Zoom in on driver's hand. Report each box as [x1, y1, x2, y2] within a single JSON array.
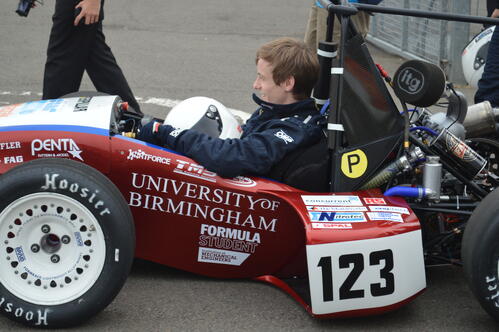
[[138, 121, 174, 146], [74, 0, 101, 26]]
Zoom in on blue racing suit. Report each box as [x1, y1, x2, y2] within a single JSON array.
[[139, 94, 325, 178], [475, 0, 499, 107]]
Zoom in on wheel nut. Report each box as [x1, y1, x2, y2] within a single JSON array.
[[41, 225, 50, 233], [31, 244, 40, 253], [61, 235, 71, 244], [51, 255, 60, 263]]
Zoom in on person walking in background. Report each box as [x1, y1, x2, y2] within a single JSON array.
[[304, 0, 382, 49], [43, 0, 142, 114], [475, 0, 499, 107]]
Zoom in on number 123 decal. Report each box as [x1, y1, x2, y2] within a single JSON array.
[[306, 231, 426, 315], [318, 249, 394, 302]]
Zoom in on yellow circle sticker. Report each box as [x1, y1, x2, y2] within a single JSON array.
[[341, 149, 368, 178]]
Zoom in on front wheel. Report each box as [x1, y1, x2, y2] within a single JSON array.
[[0, 159, 135, 328], [462, 188, 499, 321]]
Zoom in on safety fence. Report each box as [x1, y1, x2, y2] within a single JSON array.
[[368, 0, 487, 83]]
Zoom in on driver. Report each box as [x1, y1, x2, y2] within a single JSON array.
[[138, 37, 325, 179]]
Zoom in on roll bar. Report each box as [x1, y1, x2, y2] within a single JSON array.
[[318, 0, 499, 25]]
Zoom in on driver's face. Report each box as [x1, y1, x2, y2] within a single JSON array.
[[253, 59, 288, 104]]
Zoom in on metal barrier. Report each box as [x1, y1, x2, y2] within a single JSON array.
[[368, 0, 486, 84]]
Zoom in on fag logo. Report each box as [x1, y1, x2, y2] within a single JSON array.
[[31, 138, 83, 161], [341, 149, 368, 178]]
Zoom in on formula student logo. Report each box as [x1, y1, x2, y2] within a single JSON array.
[[31, 138, 83, 161]]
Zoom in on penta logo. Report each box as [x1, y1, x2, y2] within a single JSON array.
[[31, 138, 83, 161], [397, 67, 424, 95]]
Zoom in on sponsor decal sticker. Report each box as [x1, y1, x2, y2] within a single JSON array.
[[0, 141, 21, 150], [73, 97, 91, 112], [127, 149, 171, 165], [307, 205, 367, 212], [364, 197, 386, 205], [367, 212, 404, 223], [309, 212, 366, 223], [222, 176, 257, 188], [369, 206, 409, 215], [129, 172, 280, 233], [31, 138, 83, 161], [302, 195, 362, 206], [173, 160, 217, 182], [311, 222, 352, 229], [199, 224, 259, 254], [2, 155, 23, 164], [197, 247, 250, 266], [0, 104, 19, 118]]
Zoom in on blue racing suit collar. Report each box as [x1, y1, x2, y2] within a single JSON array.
[[252, 93, 318, 116]]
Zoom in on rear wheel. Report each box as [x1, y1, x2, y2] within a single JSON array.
[[462, 188, 499, 321], [0, 159, 135, 328]]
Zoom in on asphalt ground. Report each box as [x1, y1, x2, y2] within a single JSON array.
[[0, 0, 497, 331]]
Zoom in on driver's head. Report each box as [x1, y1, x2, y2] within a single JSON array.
[[253, 37, 319, 104]]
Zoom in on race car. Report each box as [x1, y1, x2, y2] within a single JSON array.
[[1, 1, 499, 328], [0, 92, 426, 327]]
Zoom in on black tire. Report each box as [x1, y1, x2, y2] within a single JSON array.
[[462, 188, 499, 321], [60, 91, 110, 98], [0, 159, 135, 328]]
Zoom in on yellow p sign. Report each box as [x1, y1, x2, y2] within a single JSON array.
[[341, 149, 368, 178]]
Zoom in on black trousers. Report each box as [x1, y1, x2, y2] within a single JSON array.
[[42, 0, 142, 114]]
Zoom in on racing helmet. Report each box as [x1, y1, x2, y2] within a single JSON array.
[[462, 26, 495, 88], [165, 96, 242, 139]]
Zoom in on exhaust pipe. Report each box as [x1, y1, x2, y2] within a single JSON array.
[[464, 101, 499, 137]]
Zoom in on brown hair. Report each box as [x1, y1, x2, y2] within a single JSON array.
[[256, 37, 319, 99]]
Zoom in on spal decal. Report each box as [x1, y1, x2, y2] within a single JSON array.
[[341, 149, 368, 179], [0, 297, 48, 326], [41, 173, 110, 216]]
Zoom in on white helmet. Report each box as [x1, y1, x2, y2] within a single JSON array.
[[165, 96, 242, 139], [462, 26, 495, 88]]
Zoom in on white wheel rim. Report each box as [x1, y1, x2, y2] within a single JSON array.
[[0, 193, 106, 305]]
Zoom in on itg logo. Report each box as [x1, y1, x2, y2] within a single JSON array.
[[397, 67, 424, 95]]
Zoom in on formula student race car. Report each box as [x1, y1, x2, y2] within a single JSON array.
[[2, 1, 499, 328]]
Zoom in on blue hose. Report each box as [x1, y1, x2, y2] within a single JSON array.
[[384, 186, 426, 198]]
